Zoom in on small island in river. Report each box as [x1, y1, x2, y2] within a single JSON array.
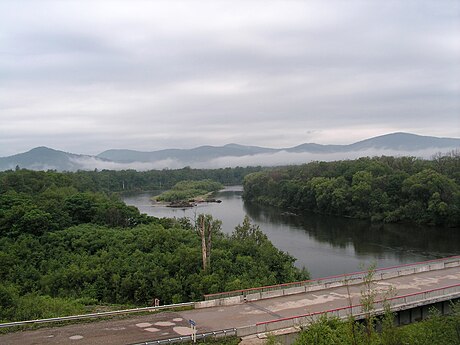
[[152, 179, 223, 208]]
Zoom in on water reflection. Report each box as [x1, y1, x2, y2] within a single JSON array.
[[122, 187, 460, 278], [245, 201, 460, 257]]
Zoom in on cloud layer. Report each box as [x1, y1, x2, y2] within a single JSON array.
[[1, 0, 459, 156]]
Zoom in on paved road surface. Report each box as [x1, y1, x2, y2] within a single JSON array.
[[1, 266, 459, 345]]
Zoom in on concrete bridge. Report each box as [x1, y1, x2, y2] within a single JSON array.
[[1, 256, 460, 345]]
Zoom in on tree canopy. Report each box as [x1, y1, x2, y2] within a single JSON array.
[[0, 169, 308, 323], [243, 155, 460, 227]]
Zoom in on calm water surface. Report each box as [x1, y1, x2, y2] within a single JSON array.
[[122, 187, 460, 278]]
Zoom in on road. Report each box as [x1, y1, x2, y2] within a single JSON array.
[[1, 266, 459, 345]]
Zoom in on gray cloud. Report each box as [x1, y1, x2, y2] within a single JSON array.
[[0, 0, 459, 157]]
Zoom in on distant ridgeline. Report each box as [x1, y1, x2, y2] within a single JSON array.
[[243, 154, 460, 227], [1, 133, 460, 172]]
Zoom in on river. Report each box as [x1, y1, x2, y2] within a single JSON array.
[[122, 186, 460, 278]]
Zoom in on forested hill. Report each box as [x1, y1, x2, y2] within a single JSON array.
[[243, 154, 460, 227]]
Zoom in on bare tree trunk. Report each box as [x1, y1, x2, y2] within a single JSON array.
[[206, 222, 212, 270], [198, 216, 207, 270], [196, 214, 221, 272]]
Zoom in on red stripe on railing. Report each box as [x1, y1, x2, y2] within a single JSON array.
[[255, 282, 460, 326], [205, 255, 460, 298]]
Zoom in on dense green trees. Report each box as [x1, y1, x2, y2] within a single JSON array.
[[0, 169, 307, 323], [243, 155, 460, 227], [0, 219, 307, 322], [0, 186, 151, 237], [0, 166, 259, 194]]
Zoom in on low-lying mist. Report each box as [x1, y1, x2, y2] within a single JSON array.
[[71, 147, 457, 171]]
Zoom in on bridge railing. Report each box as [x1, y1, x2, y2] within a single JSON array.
[[203, 255, 460, 302], [134, 283, 460, 344], [236, 283, 460, 336]]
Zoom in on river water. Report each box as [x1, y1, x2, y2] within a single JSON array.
[[122, 186, 460, 278]]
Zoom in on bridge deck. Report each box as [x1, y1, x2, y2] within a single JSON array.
[[1, 266, 459, 345]]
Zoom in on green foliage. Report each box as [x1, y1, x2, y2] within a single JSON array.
[[232, 216, 268, 245], [243, 155, 460, 227], [0, 175, 154, 237], [293, 303, 460, 345], [156, 180, 224, 202], [294, 316, 355, 345], [399, 306, 460, 345], [360, 263, 377, 344], [0, 166, 260, 194], [0, 283, 87, 322], [0, 168, 307, 323], [0, 220, 307, 322]]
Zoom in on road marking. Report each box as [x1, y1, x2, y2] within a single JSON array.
[[155, 321, 176, 326], [145, 327, 160, 332], [104, 327, 126, 331], [173, 326, 195, 335]]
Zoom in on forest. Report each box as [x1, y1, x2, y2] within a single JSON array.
[[243, 154, 460, 227], [0, 168, 307, 323]]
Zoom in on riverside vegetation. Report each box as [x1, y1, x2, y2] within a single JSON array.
[[290, 305, 460, 345], [155, 179, 224, 203], [0, 168, 307, 323], [243, 154, 460, 227]]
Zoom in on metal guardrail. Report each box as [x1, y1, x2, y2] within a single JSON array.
[[0, 302, 194, 329], [131, 328, 238, 345], [204, 255, 460, 300]]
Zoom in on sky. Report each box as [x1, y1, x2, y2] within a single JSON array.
[[1, 0, 459, 157]]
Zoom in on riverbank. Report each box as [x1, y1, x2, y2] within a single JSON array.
[[122, 188, 460, 278]]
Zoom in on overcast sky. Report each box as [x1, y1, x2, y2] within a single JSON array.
[[1, 0, 459, 157]]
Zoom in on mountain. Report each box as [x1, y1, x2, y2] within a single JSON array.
[[0, 147, 108, 172], [1, 133, 459, 171], [347, 132, 460, 151], [99, 132, 460, 164], [285, 133, 460, 153], [97, 143, 276, 163]]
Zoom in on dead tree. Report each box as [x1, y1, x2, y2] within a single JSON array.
[[196, 214, 221, 271]]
